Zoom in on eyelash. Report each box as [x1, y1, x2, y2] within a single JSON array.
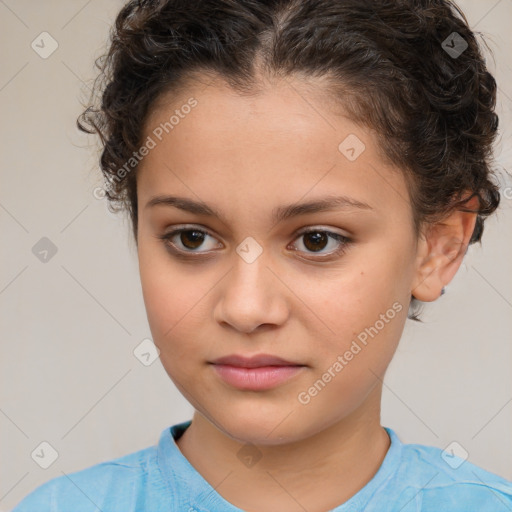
[[157, 225, 352, 261]]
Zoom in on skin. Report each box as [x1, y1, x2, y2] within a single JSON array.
[[135, 74, 477, 512]]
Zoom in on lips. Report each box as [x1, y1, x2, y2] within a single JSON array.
[[209, 353, 306, 390], [210, 354, 303, 368]]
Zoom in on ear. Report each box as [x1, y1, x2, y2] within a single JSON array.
[[411, 195, 479, 302]]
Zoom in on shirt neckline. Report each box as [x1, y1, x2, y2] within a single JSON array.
[[157, 420, 403, 511]]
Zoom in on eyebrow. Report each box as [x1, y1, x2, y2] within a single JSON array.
[[145, 194, 373, 225]]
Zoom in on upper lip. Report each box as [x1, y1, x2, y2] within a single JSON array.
[[210, 354, 303, 368]]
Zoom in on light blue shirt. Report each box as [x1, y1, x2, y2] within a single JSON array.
[[11, 420, 512, 511]]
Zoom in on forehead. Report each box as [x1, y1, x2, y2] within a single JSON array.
[[137, 76, 412, 224]]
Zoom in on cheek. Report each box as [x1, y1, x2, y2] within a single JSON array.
[[140, 267, 204, 389], [305, 245, 411, 363], [138, 242, 201, 349], [298, 280, 407, 416], [142, 272, 201, 343]]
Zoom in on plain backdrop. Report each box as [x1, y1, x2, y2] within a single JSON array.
[[1, 0, 511, 510]]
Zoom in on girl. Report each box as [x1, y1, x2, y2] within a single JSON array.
[[12, 0, 512, 510]]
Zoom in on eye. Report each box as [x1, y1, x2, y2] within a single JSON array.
[[157, 225, 351, 260], [289, 228, 351, 259], [158, 225, 221, 254]]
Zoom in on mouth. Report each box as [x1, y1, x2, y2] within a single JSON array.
[[209, 353, 306, 390], [210, 353, 303, 367]]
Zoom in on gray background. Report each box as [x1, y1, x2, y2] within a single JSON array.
[[1, 0, 511, 510]]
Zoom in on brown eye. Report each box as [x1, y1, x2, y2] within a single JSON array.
[[178, 230, 206, 250], [290, 229, 351, 259], [158, 225, 351, 260], [302, 231, 329, 252], [159, 227, 221, 254]]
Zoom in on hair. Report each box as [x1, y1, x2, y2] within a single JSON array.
[[77, 0, 501, 321]]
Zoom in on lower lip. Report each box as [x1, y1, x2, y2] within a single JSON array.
[[211, 364, 304, 390]]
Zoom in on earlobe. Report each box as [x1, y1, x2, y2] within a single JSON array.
[[411, 196, 479, 302]]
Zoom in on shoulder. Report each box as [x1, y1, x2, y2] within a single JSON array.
[[11, 443, 164, 512], [395, 439, 512, 511]]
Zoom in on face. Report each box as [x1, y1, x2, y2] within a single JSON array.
[[136, 75, 418, 445]]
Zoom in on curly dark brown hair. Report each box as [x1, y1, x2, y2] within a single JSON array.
[[77, 0, 501, 321]]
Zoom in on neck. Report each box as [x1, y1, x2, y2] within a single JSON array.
[[176, 383, 391, 511]]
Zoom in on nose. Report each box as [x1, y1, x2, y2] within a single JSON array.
[[213, 252, 290, 334]]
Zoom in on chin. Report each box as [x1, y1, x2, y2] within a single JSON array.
[[207, 408, 310, 446]]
